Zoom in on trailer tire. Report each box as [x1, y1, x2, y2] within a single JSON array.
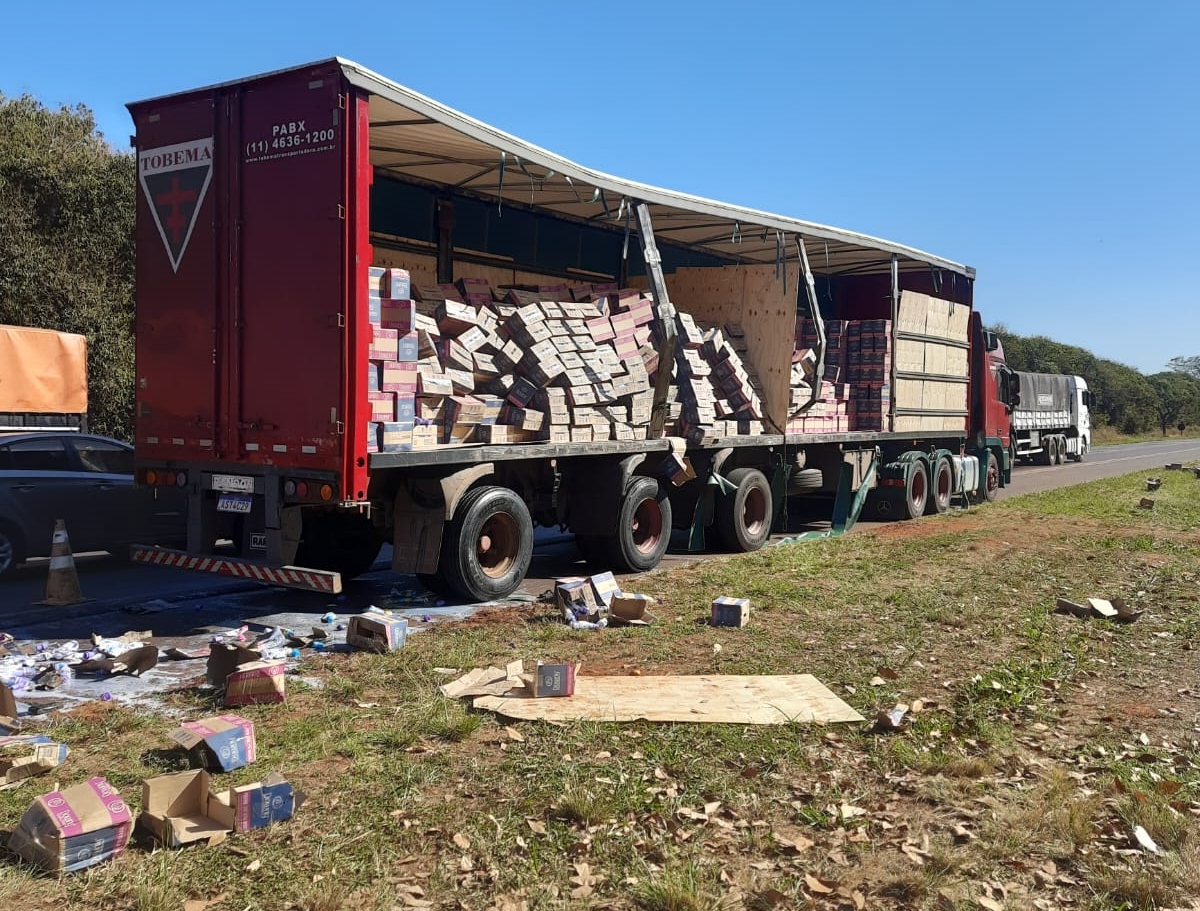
[[441, 485, 533, 602], [296, 512, 382, 581], [901, 461, 929, 520], [925, 457, 953, 515], [607, 476, 672, 573], [1071, 437, 1087, 462], [984, 451, 1000, 503], [787, 467, 824, 495], [714, 468, 773, 553]]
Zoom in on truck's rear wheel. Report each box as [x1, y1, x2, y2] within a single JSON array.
[[607, 476, 672, 573], [715, 468, 773, 553], [984, 452, 1000, 502], [441, 486, 533, 602], [901, 461, 929, 520], [296, 512, 382, 581], [925, 457, 953, 515]]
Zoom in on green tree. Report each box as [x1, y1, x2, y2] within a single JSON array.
[[1168, 356, 1200, 380], [0, 94, 135, 440], [1148, 371, 1200, 435]]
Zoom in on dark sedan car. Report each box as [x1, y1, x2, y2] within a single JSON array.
[[0, 432, 186, 576]]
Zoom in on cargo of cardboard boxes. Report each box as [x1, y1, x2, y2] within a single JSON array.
[[364, 267, 971, 450], [790, 317, 893, 433], [363, 267, 771, 452]]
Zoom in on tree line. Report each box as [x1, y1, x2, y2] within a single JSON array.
[[989, 325, 1200, 436], [1, 94, 1197, 441], [0, 94, 135, 439]]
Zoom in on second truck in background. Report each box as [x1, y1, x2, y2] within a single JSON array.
[[1011, 371, 1092, 464]]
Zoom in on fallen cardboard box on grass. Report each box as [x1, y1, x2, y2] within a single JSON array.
[[443, 663, 863, 724], [170, 715, 256, 772], [8, 776, 132, 874], [345, 610, 408, 653], [0, 735, 69, 790], [141, 769, 301, 847]]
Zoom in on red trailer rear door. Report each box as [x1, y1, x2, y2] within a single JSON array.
[[133, 63, 349, 475]]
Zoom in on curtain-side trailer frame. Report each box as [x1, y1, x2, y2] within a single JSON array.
[[126, 58, 1014, 600]]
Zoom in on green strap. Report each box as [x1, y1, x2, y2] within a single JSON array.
[[775, 454, 877, 544], [687, 471, 737, 552]]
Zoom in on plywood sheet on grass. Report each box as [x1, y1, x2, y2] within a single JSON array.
[[472, 673, 864, 724]]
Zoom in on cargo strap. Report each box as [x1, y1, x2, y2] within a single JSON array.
[[774, 453, 877, 544], [687, 470, 736, 552]]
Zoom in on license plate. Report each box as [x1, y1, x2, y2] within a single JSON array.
[[212, 473, 254, 493], [217, 494, 253, 514]]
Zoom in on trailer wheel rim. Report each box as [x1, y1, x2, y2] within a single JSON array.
[[743, 486, 768, 536], [987, 461, 1000, 495], [631, 497, 664, 554], [477, 512, 519, 579], [909, 470, 927, 511], [936, 462, 952, 503]]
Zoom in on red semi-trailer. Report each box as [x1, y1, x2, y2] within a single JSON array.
[[127, 58, 1016, 600]]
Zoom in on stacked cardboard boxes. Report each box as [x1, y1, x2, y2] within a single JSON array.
[[790, 317, 892, 433], [669, 315, 769, 442], [366, 266, 420, 451], [788, 319, 852, 433], [847, 319, 893, 431], [366, 272, 664, 447]]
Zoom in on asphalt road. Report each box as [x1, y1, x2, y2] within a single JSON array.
[[3, 439, 1197, 621]]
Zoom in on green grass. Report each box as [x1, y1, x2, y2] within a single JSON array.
[[1000, 462, 1200, 529]]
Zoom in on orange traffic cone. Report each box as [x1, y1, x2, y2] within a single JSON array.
[[39, 519, 85, 607]]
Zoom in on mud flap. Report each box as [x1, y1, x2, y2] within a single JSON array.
[[392, 487, 444, 574], [687, 471, 736, 552]]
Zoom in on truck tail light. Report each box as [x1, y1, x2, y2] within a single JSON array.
[[144, 469, 158, 486], [319, 484, 334, 501], [176, 471, 189, 488]]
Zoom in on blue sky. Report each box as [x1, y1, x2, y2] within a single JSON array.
[[3, 1, 1196, 374]]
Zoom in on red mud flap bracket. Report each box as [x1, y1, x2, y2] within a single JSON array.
[[131, 545, 343, 594]]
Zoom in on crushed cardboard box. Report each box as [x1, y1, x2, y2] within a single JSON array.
[[8, 776, 133, 874], [0, 735, 69, 790], [345, 609, 409, 653], [608, 593, 655, 626], [224, 660, 286, 707], [170, 715, 256, 772]]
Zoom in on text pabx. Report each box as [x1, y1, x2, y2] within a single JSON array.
[[273, 120, 306, 137]]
